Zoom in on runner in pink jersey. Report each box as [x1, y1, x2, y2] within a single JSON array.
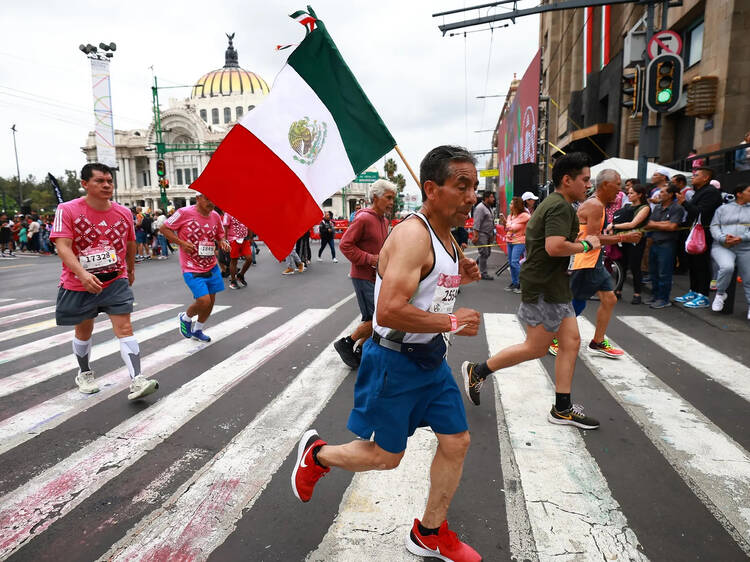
[[222, 211, 252, 290], [49, 163, 158, 401], [159, 193, 229, 342]]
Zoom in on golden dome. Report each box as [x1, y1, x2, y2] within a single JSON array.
[[191, 33, 269, 98], [191, 67, 269, 98]]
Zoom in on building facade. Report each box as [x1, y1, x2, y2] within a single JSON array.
[[538, 0, 750, 172]]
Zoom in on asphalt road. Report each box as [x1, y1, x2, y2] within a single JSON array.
[[0, 244, 748, 561]]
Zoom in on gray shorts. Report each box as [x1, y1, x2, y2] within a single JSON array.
[[351, 278, 375, 321], [517, 294, 575, 333], [56, 278, 134, 326]]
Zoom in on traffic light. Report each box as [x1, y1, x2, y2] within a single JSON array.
[[159, 178, 169, 189], [645, 53, 683, 113], [156, 159, 166, 178], [622, 71, 636, 113]]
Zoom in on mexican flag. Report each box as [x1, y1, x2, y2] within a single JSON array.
[[191, 6, 396, 260]]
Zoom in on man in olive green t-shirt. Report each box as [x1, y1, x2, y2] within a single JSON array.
[[461, 152, 602, 430]]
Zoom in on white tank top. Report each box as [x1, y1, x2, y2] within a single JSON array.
[[373, 212, 461, 344]]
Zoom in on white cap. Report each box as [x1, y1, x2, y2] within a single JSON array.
[[654, 167, 671, 179], [521, 191, 539, 201]]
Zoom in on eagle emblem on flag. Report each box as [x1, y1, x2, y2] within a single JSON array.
[[288, 117, 327, 165]]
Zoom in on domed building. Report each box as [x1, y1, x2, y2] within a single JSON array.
[[83, 34, 270, 210]]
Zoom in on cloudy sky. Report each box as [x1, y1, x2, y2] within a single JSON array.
[[0, 1, 539, 195]]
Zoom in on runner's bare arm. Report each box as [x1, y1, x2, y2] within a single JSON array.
[[545, 235, 600, 257], [55, 237, 103, 294], [159, 224, 195, 253], [376, 220, 479, 334], [126, 240, 135, 285]]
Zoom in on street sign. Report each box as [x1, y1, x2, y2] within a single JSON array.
[[355, 171, 379, 182], [647, 30, 682, 60], [480, 169, 499, 177]]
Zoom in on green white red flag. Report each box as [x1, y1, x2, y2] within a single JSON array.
[[191, 6, 396, 260]]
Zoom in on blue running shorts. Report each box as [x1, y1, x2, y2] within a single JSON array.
[[347, 338, 468, 454], [182, 264, 224, 299]]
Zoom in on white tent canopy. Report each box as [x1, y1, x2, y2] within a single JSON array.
[[590, 158, 686, 184]]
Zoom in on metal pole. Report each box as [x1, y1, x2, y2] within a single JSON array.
[[10, 125, 22, 208], [637, 2, 655, 184]]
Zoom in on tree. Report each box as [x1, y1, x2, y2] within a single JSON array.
[[384, 157, 397, 180]]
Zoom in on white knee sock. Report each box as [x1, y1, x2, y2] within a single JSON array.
[[72, 337, 92, 372], [119, 335, 141, 380]]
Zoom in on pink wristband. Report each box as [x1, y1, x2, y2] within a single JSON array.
[[448, 314, 458, 332]]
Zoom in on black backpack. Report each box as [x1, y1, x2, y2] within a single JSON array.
[[140, 215, 153, 234]]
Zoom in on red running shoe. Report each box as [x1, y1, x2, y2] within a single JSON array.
[[291, 429, 329, 502], [588, 338, 624, 359], [405, 519, 482, 561]]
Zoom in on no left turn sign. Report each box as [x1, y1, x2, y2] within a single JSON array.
[[647, 30, 683, 60]]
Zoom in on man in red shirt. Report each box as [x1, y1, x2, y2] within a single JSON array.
[[334, 179, 397, 368]]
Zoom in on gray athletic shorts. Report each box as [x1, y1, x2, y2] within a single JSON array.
[[56, 278, 134, 326], [517, 294, 575, 333]]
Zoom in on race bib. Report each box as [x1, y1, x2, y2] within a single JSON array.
[[79, 246, 117, 271], [430, 273, 462, 314], [197, 241, 215, 256]]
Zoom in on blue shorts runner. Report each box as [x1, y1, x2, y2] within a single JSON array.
[[351, 278, 375, 321], [182, 264, 224, 299], [347, 338, 468, 454], [56, 278, 134, 326]]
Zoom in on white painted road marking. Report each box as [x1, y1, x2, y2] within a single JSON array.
[[485, 313, 646, 562], [619, 315, 750, 404], [0, 303, 179, 365], [308, 429, 435, 562], [0, 305, 55, 326], [0, 308, 332, 559], [578, 317, 750, 556], [103, 317, 360, 561], [0, 306, 270, 455], [0, 305, 189, 398], [0, 299, 49, 315]]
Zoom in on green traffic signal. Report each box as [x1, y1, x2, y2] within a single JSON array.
[[156, 159, 166, 177], [657, 89, 672, 103]]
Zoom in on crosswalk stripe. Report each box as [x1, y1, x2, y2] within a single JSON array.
[[0, 303, 179, 365], [0, 299, 14, 303], [0, 299, 49, 315], [0, 305, 56, 326], [308, 428, 435, 561], [485, 313, 646, 561], [0, 314, 65, 343], [0, 305, 260, 454], [577, 317, 750, 556], [104, 317, 360, 561], [618, 316, 750, 404], [0, 305, 214, 400], [0, 307, 333, 558]]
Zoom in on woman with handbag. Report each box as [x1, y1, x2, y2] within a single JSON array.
[[609, 184, 651, 304]]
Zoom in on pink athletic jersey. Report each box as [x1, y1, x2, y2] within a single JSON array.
[[222, 212, 248, 242], [50, 197, 135, 291], [164, 205, 225, 273]]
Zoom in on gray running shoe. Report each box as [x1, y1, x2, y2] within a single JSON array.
[[128, 375, 159, 400], [75, 370, 99, 394]]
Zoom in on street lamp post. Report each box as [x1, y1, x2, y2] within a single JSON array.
[[10, 125, 22, 210]]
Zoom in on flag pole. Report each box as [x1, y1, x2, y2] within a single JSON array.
[[393, 145, 467, 261]]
